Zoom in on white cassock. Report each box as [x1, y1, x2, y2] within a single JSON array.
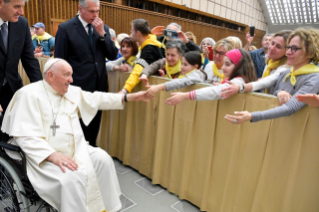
[[2, 80, 123, 212]]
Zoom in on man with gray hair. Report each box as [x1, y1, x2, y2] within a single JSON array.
[[152, 22, 200, 55], [0, 0, 42, 114], [246, 32, 272, 78], [55, 0, 118, 147], [2, 58, 148, 212]]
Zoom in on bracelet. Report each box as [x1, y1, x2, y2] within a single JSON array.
[[121, 88, 128, 94], [124, 93, 128, 102], [239, 84, 245, 93]]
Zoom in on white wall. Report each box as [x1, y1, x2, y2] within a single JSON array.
[[164, 0, 267, 31]]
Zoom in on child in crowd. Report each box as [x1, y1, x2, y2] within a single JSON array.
[[145, 51, 207, 99], [165, 48, 256, 105]]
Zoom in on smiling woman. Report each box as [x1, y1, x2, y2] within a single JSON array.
[[139, 39, 186, 86], [202, 38, 236, 84], [106, 36, 139, 72], [224, 27, 319, 124]]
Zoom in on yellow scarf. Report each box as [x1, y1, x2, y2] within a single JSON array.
[[283, 64, 319, 86], [124, 56, 137, 66], [161, 36, 166, 50], [262, 59, 281, 78], [263, 59, 281, 93], [201, 53, 205, 64], [165, 59, 181, 79], [35, 32, 53, 44], [178, 69, 197, 79], [31, 34, 37, 40], [212, 62, 225, 82], [140, 34, 162, 50]]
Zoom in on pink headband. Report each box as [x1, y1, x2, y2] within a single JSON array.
[[225, 49, 242, 65]]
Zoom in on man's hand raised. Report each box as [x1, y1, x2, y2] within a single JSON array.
[[92, 17, 105, 37]]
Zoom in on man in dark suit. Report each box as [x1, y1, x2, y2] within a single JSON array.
[[54, 0, 118, 147], [0, 0, 42, 113]]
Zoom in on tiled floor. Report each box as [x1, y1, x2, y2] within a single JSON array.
[[26, 158, 203, 212], [114, 159, 202, 212]]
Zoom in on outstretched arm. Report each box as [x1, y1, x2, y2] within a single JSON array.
[[165, 92, 189, 105], [296, 94, 319, 107]]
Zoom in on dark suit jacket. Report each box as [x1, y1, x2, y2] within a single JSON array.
[[54, 16, 118, 92], [0, 16, 42, 93]]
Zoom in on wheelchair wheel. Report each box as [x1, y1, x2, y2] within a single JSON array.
[[0, 157, 30, 212]]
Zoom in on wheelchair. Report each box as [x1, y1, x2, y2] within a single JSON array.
[[0, 114, 57, 212]]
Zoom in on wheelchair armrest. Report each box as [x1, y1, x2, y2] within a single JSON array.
[[0, 141, 21, 152]]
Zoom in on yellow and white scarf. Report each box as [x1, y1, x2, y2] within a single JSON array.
[[165, 59, 181, 78], [263, 59, 281, 93], [124, 56, 137, 67], [283, 64, 319, 86], [212, 62, 225, 82], [34, 32, 53, 44], [178, 69, 197, 79]]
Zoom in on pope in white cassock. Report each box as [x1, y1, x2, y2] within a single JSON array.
[[1, 58, 149, 212]]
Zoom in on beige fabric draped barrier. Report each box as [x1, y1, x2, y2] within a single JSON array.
[[19, 63, 319, 212], [98, 72, 319, 212], [18, 58, 47, 83]]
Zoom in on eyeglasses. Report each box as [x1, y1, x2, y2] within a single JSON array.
[[285, 45, 302, 53], [213, 50, 226, 56]]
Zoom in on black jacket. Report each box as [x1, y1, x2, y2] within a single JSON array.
[[0, 16, 42, 93], [54, 16, 118, 92]]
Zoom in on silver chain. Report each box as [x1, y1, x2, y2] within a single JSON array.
[[42, 81, 63, 127]]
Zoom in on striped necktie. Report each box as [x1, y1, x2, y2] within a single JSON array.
[[1, 23, 8, 52], [87, 24, 93, 46]]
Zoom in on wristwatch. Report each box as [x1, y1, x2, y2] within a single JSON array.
[[99, 32, 106, 41], [239, 84, 245, 93]]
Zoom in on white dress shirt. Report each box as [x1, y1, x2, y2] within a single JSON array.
[[78, 14, 92, 35]]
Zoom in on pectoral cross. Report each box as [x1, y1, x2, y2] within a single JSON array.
[[50, 120, 60, 136]]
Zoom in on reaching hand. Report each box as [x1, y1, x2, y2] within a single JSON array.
[[92, 17, 105, 37], [245, 32, 255, 45], [202, 46, 209, 58], [145, 85, 163, 99], [165, 92, 189, 105], [0, 104, 2, 113], [224, 111, 252, 124], [177, 31, 189, 43], [127, 91, 150, 102], [119, 64, 132, 72], [277, 90, 292, 105], [296, 94, 319, 107], [139, 74, 149, 87], [46, 152, 78, 173], [158, 69, 165, 77], [151, 26, 165, 36], [220, 81, 240, 99]]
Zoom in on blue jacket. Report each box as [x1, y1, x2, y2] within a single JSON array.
[[249, 48, 266, 78], [32, 36, 55, 56]]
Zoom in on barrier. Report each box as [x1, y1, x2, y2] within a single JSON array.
[[98, 71, 319, 212], [19, 63, 319, 211]]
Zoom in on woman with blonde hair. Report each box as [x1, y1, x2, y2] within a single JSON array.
[[224, 27, 319, 124], [248, 45, 257, 51], [227, 36, 242, 48], [185, 31, 197, 44], [203, 38, 236, 84]]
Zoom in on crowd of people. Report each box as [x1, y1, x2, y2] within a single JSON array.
[[1, 0, 319, 212]]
